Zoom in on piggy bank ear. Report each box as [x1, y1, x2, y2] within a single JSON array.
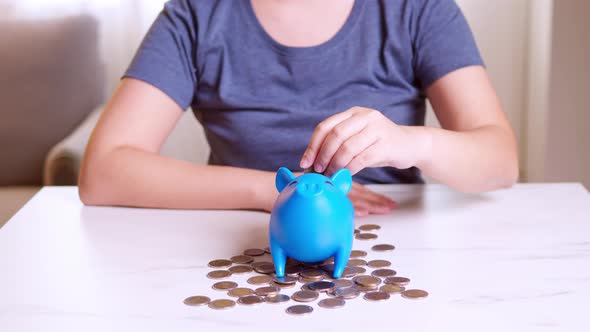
[[275, 167, 296, 192], [331, 169, 352, 194]]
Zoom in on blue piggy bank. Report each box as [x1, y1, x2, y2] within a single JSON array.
[[269, 167, 354, 279]]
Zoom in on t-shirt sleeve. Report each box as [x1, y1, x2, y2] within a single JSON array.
[[123, 0, 198, 110], [411, 0, 484, 89]]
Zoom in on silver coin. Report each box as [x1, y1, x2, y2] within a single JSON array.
[[286, 305, 313, 316], [227, 287, 254, 297], [207, 270, 232, 279], [355, 233, 378, 240], [342, 266, 366, 278], [359, 224, 381, 231], [307, 281, 335, 293], [367, 259, 392, 268], [384, 276, 411, 286], [330, 287, 360, 299], [380, 284, 405, 294], [371, 269, 397, 278], [272, 281, 296, 289], [347, 259, 367, 267], [350, 250, 368, 258], [363, 291, 390, 302], [237, 295, 264, 305], [244, 248, 266, 257], [247, 275, 272, 285], [212, 281, 238, 291], [291, 290, 319, 302], [272, 275, 298, 285], [318, 298, 346, 309], [254, 286, 280, 297], [300, 269, 325, 281], [371, 244, 395, 252], [352, 284, 378, 292], [230, 255, 254, 264], [183, 295, 210, 306], [228, 265, 253, 274], [208, 259, 232, 268], [253, 262, 275, 274], [265, 294, 290, 304], [353, 275, 381, 287], [285, 265, 304, 276], [208, 299, 236, 310], [332, 279, 353, 288], [401, 289, 429, 300]]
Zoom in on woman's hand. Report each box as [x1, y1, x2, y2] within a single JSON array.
[[299, 107, 430, 176], [348, 181, 396, 217]]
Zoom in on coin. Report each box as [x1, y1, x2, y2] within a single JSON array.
[[300, 283, 312, 291], [244, 248, 266, 256], [237, 295, 264, 305], [300, 269, 325, 281], [330, 288, 360, 299], [230, 255, 254, 264], [265, 294, 290, 304], [285, 265, 304, 276], [341, 266, 366, 278], [371, 269, 397, 278], [332, 279, 353, 288], [355, 233, 378, 240], [371, 244, 395, 252], [208, 259, 232, 268], [208, 299, 236, 310], [354, 229, 360, 234], [212, 281, 238, 291], [401, 289, 429, 300], [254, 286, 280, 297], [183, 295, 210, 306], [228, 287, 254, 297], [228, 265, 253, 274], [347, 259, 367, 266], [207, 270, 232, 279], [253, 262, 275, 274], [318, 298, 346, 309], [286, 305, 313, 316], [272, 275, 298, 285], [367, 259, 391, 268], [363, 291, 390, 302], [384, 276, 410, 286], [350, 250, 368, 258], [380, 284, 405, 294], [307, 281, 335, 293], [247, 275, 272, 285], [352, 284, 378, 292], [359, 224, 381, 231], [353, 275, 381, 287], [291, 290, 319, 302], [273, 281, 296, 289]]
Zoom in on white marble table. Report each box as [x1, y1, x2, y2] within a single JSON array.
[[0, 184, 589, 332]]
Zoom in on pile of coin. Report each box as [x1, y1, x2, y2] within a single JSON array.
[[184, 223, 429, 315]]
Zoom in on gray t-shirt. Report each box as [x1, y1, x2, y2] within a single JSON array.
[[125, 0, 483, 184]]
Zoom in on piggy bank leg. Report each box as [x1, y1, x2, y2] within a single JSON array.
[[269, 240, 287, 277], [333, 242, 353, 279]]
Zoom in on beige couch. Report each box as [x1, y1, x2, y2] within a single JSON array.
[[0, 15, 104, 226]]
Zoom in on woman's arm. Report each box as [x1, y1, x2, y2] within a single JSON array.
[[80, 78, 395, 214], [79, 78, 276, 210], [300, 66, 519, 193]]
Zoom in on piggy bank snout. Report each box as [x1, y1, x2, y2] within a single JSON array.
[[295, 182, 323, 196]]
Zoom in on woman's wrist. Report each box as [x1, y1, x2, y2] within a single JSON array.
[[402, 125, 433, 170]]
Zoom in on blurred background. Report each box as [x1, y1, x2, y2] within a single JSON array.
[[0, 0, 588, 224]]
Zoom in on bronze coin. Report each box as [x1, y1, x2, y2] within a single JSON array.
[[208, 259, 232, 268], [367, 260, 392, 268], [244, 248, 266, 256], [371, 269, 397, 278], [228, 265, 253, 274], [401, 289, 429, 299], [230, 255, 254, 264], [183, 295, 210, 306], [207, 270, 232, 279]]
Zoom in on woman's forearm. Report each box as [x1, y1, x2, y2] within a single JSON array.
[[79, 146, 277, 210], [412, 125, 519, 193]]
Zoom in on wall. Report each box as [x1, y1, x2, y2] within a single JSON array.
[[544, 0, 590, 188]]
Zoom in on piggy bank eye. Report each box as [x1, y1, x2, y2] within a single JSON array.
[[325, 181, 334, 187]]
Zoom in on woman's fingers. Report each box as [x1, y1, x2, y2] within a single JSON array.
[[325, 129, 376, 176], [348, 182, 396, 216], [313, 115, 368, 173], [300, 111, 354, 169]]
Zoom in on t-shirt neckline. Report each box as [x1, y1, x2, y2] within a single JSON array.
[[241, 0, 365, 58]]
